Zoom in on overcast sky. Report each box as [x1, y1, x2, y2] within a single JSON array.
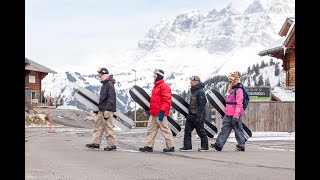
[[25, 0, 255, 73]]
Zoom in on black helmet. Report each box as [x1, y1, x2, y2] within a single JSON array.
[[97, 67, 109, 74]]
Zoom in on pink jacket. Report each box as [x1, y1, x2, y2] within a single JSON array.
[[225, 88, 244, 119]]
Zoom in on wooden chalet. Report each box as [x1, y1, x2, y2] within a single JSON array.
[[258, 17, 295, 89], [25, 58, 57, 106]]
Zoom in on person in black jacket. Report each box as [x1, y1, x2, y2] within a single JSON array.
[[179, 76, 209, 152], [85, 67, 117, 151]]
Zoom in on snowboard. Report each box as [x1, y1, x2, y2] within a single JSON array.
[[206, 89, 252, 140], [171, 94, 218, 138], [129, 85, 181, 136], [74, 86, 134, 131]]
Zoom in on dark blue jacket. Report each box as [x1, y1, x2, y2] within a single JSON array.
[[98, 76, 116, 112], [187, 82, 207, 122]]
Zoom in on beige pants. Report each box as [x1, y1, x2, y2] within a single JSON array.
[[92, 111, 116, 146], [144, 115, 175, 148]]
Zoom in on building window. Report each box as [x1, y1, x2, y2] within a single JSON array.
[[29, 75, 35, 83], [31, 91, 36, 99]]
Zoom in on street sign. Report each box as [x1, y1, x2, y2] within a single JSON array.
[[245, 86, 271, 101]]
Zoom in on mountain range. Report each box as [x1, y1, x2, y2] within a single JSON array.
[[42, 0, 295, 113]]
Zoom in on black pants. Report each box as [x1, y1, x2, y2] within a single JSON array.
[[183, 119, 208, 149]]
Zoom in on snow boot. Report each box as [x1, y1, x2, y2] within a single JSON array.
[[163, 147, 175, 152], [85, 143, 100, 150], [139, 146, 153, 152], [104, 145, 117, 151]]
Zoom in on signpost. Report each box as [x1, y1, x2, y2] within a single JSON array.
[[245, 86, 271, 101]]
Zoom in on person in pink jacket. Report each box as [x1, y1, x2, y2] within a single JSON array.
[[210, 71, 246, 152]]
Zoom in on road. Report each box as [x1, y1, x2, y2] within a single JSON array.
[[25, 127, 295, 180]]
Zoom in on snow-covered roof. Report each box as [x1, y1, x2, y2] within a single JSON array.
[[258, 46, 283, 56], [271, 86, 295, 101], [25, 58, 57, 74]]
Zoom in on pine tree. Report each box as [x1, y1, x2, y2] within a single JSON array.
[[260, 60, 266, 68], [258, 76, 264, 86], [253, 75, 257, 86], [255, 62, 260, 74], [275, 63, 280, 76], [247, 79, 251, 86], [270, 58, 274, 66], [247, 66, 251, 74], [265, 77, 270, 86]]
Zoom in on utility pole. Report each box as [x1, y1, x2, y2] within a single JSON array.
[[132, 69, 137, 127]]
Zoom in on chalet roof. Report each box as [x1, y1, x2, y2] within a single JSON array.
[[279, 17, 295, 36], [259, 17, 295, 58], [283, 21, 295, 48], [258, 46, 283, 56], [25, 58, 57, 74]]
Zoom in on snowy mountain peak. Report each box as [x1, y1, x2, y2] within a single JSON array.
[[245, 0, 265, 14], [206, 9, 218, 18], [268, 0, 295, 14], [170, 10, 205, 32], [138, 18, 173, 51], [218, 3, 241, 16]]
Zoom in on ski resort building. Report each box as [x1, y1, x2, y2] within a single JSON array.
[[25, 57, 57, 106], [258, 17, 295, 101]]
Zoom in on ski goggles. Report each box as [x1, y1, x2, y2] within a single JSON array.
[[153, 69, 164, 76], [228, 76, 235, 81], [190, 76, 200, 81]]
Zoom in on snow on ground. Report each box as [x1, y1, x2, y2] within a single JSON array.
[[56, 105, 80, 110], [272, 86, 295, 101], [220, 131, 295, 142]]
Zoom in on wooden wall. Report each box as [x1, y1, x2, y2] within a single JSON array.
[[214, 101, 295, 132], [25, 71, 47, 90], [285, 51, 295, 87], [25, 71, 48, 106]]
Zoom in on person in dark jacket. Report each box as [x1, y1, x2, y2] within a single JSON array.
[[85, 67, 117, 151], [139, 69, 176, 152], [179, 75, 209, 152]]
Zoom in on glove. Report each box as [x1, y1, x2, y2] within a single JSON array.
[[158, 111, 165, 121], [232, 117, 239, 127]]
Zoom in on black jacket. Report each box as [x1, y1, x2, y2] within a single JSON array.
[[98, 76, 116, 112], [187, 82, 207, 122]]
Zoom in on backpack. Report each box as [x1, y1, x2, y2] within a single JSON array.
[[233, 83, 250, 111]]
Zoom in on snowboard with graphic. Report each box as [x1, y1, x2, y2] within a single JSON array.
[[171, 94, 217, 138], [206, 89, 252, 140], [74, 86, 134, 131], [129, 85, 181, 136]]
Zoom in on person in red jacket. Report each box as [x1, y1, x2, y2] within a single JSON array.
[[139, 69, 176, 152]]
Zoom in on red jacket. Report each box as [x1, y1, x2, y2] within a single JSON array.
[[149, 79, 172, 116]]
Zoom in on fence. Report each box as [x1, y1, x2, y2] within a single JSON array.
[[215, 101, 295, 132]]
